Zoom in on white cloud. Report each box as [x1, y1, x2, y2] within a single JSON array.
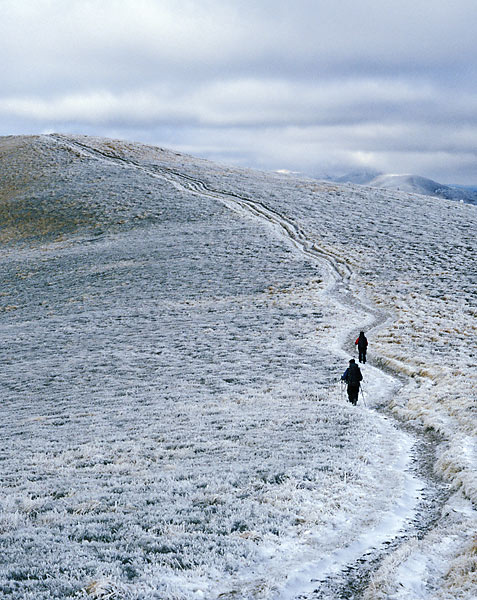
[[0, 78, 437, 127], [1, 0, 477, 183]]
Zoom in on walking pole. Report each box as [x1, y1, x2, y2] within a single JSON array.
[[339, 380, 343, 402], [360, 384, 367, 407]]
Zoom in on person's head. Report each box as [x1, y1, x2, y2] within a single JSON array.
[[360, 331, 364, 336], [349, 359, 355, 364]]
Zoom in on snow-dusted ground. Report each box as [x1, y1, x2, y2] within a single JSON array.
[[0, 135, 475, 599]]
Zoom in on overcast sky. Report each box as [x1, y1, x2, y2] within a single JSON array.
[[2, 0, 476, 183]]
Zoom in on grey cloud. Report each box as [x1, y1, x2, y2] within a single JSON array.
[[1, 0, 477, 183], [178, 124, 476, 185], [0, 78, 468, 129], [4, 1, 476, 87]]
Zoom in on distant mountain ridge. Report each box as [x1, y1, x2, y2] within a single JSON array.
[[322, 171, 477, 205]]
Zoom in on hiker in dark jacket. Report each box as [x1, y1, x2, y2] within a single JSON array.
[[341, 359, 363, 405], [355, 331, 368, 363]]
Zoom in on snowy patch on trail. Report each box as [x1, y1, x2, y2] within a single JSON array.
[[363, 492, 477, 600], [278, 418, 422, 599], [0, 134, 476, 599]]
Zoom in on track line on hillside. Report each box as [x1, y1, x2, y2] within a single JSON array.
[[48, 134, 445, 600], [49, 134, 352, 281]]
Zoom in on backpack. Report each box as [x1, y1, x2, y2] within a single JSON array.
[[347, 363, 362, 384]]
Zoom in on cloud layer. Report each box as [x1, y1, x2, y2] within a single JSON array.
[[2, 0, 477, 183]]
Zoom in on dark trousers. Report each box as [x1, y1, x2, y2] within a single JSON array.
[[347, 383, 360, 405], [358, 348, 367, 363]]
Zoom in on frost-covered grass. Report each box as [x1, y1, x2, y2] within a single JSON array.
[[0, 134, 476, 599]]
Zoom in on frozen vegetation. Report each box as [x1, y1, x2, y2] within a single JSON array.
[[0, 134, 475, 599]]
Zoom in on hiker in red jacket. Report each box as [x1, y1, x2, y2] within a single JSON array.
[[355, 331, 368, 364]]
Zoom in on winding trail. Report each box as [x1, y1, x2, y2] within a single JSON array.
[[49, 134, 449, 599]]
